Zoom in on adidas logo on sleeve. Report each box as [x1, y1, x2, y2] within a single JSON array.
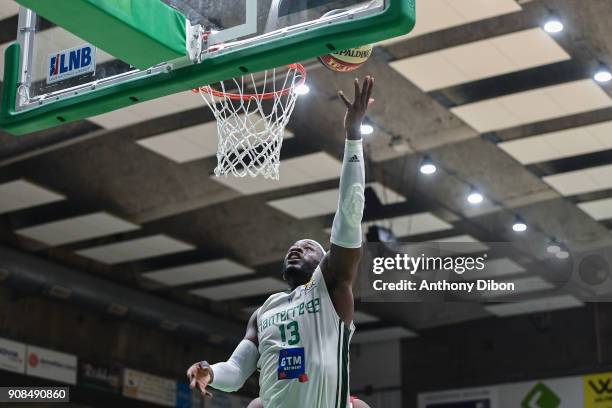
[[348, 155, 360, 163]]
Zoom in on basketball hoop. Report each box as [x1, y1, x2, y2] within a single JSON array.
[[193, 63, 307, 179]]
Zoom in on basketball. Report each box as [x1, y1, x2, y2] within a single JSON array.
[[318, 44, 374, 72]]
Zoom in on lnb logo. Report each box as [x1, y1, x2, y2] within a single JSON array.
[[521, 383, 561, 408], [47, 44, 96, 84]]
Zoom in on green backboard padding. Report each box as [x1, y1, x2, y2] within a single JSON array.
[[16, 0, 187, 70]]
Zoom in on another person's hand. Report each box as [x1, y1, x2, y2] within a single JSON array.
[[338, 76, 375, 140], [186, 361, 214, 398]]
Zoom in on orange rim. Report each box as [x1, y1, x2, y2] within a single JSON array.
[[192, 63, 307, 101]]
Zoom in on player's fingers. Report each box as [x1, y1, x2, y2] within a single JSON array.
[[205, 390, 213, 398], [361, 76, 370, 107], [368, 98, 375, 107], [366, 77, 375, 104], [364, 76, 374, 108], [189, 377, 197, 389], [338, 91, 352, 108], [196, 379, 207, 393], [354, 78, 361, 104]]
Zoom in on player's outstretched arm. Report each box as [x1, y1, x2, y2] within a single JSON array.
[[322, 76, 374, 325], [186, 310, 259, 397]]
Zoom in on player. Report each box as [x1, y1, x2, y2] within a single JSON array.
[[186, 76, 374, 408], [246, 396, 372, 408]]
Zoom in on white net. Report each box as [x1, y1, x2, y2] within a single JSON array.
[[195, 64, 306, 179]]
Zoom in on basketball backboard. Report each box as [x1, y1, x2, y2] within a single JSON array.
[[1, 0, 415, 135]]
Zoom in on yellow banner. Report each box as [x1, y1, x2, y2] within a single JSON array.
[[585, 372, 612, 408]]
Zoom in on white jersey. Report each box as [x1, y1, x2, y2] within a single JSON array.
[[257, 266, 355, 408]]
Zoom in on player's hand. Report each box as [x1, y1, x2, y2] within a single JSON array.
[[338, 76, 375, 140], [186, 361, 214, 398]]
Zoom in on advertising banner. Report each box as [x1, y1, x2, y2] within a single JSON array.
[[498, 376, 582, 408], [79, 360, 122, 394], [418, 386, 499, 408], [0, 337, 26, 374], [25, 345, 77, 385], [585, 372, 612, 408], [122, 368, 176, 406]]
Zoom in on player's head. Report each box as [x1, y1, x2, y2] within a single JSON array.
[[282, 239, 326, 289]]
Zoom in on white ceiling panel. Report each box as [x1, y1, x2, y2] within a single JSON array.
[[352, 326, 417, 344], [137, 116, 294, 163], [543, 163, 612, 196], [15, 212, 139, 246], [90, 91, 203, 129], [0, 180, 64, 214], [0, 1, 19, 20], [368, 182, 406, 204], [499, 120, 612, 165], [452, 80, 612, 133], [391, 28, 570, 91], [76, 235, 194, 264], [268, 188, 339, 219], [143, 259, 254, 286], [480, 276, 554, 298], [432, 234, 490, 254], [382, 213, 453, 237], [190, 277, 287, 301], [485, 295, 583, 317], [434, 234, 480, 243], [379, 0, 521, 45], [268, 181, 404, 219], [137, 121, 219, 163], [462, 257, 525, 281], [213, 152, 341, 195], [578, 197, 612, 221]]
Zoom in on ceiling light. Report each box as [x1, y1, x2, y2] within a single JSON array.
[[512, 219, 527, 232], [594, 69, 612, 83], [160, 320, 179, 331], [467, 190, 484, 205], [544, 19, 564, 33], [48, 285, 72, 299], [555, 250, 570, 259], [293, 84, 310, 95], [419, 156, 437, 175], [107, 303, 129, 316], [360, 124, 374, 135]]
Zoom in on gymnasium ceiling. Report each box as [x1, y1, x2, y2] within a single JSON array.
[[1, 0, 612, 343]]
